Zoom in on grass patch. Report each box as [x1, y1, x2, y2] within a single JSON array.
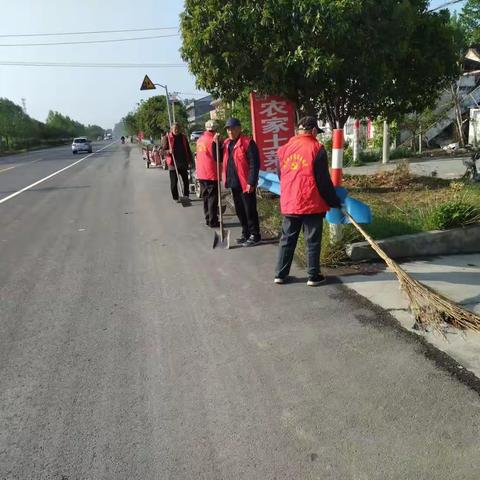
[[345, 165, 480, 239]]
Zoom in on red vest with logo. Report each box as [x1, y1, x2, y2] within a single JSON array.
[[223, 135, 252, 193], [195, 131, 219, 181], [166, 132, 189, 167], [277, 134, 330, 215]]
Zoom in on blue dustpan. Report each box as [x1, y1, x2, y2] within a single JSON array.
[[345, 196, 372, 224], [326, 187, 372, 225]]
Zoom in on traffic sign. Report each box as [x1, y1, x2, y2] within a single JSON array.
[[140, 75, 156, 91]]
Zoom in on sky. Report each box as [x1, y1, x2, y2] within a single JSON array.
[[0, 0, 203, 129], [0, 0, 467, 130]]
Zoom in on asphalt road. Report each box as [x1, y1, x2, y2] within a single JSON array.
[[1, 143, 479, 480]]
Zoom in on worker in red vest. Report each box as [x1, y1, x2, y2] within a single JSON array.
[[196, 120, 223, 227], [275, 116, 341, 286], [223, 117, 261, 247], [161, 122, 193, 201]]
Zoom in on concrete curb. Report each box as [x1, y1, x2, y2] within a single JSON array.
[[347, 224, 480, 261]]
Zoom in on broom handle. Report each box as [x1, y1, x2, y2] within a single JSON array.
[[216, 138, 224, 241], [344, 211, 402, 273], [167, 135, 185, 198]]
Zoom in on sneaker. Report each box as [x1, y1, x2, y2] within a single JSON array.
[[243, 235, 261, 247], [307, 275, 326, 287], [236, 236, 248, 245], [274, 277, 287, 285]]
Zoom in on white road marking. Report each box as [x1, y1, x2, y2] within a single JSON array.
[[0, 158, 42, 174], [0, 143, 114, 206]]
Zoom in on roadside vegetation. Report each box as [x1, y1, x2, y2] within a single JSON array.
[[0, 98, 104, 154]]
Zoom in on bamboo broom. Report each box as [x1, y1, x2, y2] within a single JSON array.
[[345, 212, 480, 333]]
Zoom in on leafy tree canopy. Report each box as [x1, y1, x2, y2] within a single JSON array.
[[124, 95, 189, 139], [459, 0, 480, 45], [181, 0, 459, 127]]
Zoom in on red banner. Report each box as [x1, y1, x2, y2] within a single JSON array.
[[250, 93, 296, 171]]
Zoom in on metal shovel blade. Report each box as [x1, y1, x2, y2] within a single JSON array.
[[213, 228, 231, 250]]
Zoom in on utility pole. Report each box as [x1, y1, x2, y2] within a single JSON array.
[[382, 120, 390, 164], [353, 119, 360, 164]]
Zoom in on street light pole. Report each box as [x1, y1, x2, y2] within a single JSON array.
[[153, 83, 172, 127], [156, 84, 172, 127], [140, 76, 173, 128], [167, 87, 176, 124]]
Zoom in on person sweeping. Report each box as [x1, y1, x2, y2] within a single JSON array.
[[274, 116, 341, 286]]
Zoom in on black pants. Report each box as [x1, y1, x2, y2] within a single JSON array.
[[275, 214, 324, 278], [169, 169, 189, 200], [200, 180, 219, 226], [231, 187, 260, 239]]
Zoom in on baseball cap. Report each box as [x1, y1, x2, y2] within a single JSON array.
[[298, 116, 322, 132], [225, 117, 241, 128]]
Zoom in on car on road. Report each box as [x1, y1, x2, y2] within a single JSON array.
[[72, 137, 93, 154], [190, 130, 204, 142]]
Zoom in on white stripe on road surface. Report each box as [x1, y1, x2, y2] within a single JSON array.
[[0, 143, 114, 206], [0, 158, 42, 174]]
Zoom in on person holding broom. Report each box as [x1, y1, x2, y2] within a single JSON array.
[[274, 116, 342, 286], [196, 120, 223, 228], [162, 122, 193, 202]]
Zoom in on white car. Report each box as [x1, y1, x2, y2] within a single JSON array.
[[190, 130, 204, 142], [72, 137, 92, 154]]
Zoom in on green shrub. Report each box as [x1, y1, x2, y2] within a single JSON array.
[[359, 150, 381, 163], [424, 200, 480, 230], [390, 147, 414, 160]]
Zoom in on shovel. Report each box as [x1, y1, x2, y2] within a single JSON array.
[[167, 135, 191, 207], [213, 138, 230, 249]]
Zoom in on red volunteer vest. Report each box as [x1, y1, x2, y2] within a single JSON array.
[[166, 132, 189, 167], [277, 134, 330, 215], [195, 131, 219, 181], [223, 135, 252, 193]]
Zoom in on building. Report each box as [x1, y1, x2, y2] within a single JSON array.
[[186, 95, 214, 127]]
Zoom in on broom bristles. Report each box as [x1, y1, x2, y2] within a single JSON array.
[[345, 212, 480, 333]]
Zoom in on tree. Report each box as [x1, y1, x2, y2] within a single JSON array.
[[135, 95, 188, 139], [181, 0, 459, 128], [459, 0, 480, 45], [121, 112, 138, 136], [46, 111, 85, 138], [85, 124, 105, 139]]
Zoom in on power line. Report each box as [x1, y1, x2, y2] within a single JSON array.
[[0, 34, 179, 47], [0, 27, 177, 38], [0, 61, 186, 68]]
